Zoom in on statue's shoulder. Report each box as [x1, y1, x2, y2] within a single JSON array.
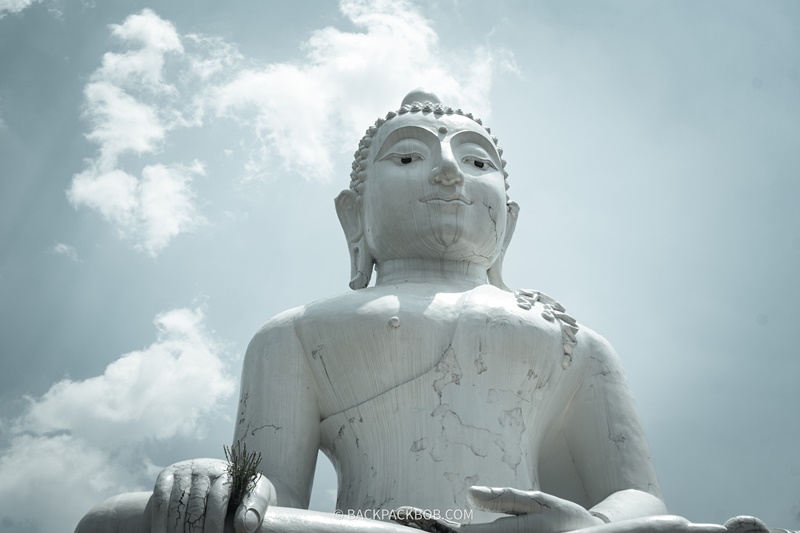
[[251, 288, 382, 339], [511, 287, 615, 369], [247, 304, 307, 349], [246, 296, 369, 366], [296, 285, 401, 320]]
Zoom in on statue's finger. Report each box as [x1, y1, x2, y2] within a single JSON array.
[[233, 476, 275, 533], [194, 458, 228, 479], [466, 486, 515, 514], [186, 472, 211, 532], [467, 486, 544, 515], [151, 468, 174, 533], [205, 472, 232, 533], [167, 467, 193, 531]]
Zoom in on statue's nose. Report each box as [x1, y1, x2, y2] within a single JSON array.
[[430, 149, 464, 186]]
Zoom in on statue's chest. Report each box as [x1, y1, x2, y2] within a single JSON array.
[[298, 287, 570, 419]]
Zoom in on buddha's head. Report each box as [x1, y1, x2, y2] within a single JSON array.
[[336, 89, 519, 290]]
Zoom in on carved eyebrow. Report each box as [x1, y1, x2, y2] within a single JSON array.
[[374, 126, 438, 162], [450, 130, 501, 166]]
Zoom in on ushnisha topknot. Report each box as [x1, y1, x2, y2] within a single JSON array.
[[349, 88, 509, 196]]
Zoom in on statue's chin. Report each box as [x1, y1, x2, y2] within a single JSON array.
[[435, 233, 504, 267], [432, 227, 461, 248]]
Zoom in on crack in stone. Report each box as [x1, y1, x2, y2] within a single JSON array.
[[488, 387, 531, 406], [433, 345, 462, 399], [590, 355, 617, 377], [238, 392, 250, 425], [430, 405, 504, 462], [608, 430, 626, 450], [185, 472, 210, 532], [311, 344, 335, 386], [444, 472, 480, 509], [250, 423, 283, 436], [499, 407, 525, 471], [173, 487, 189, 532], [482, 201, 498, 235], [321, 342, 464, 423], [411, 437, 428, 452], [474, 351, 488, 375]]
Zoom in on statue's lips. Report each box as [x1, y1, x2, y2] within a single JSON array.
[[419, 193, 473, 205]]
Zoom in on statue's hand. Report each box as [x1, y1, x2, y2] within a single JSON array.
[[151, 458, 275, 533], [467, 486, 604, 533]]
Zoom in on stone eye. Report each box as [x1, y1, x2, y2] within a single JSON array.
[[463, 156, 495, 170], [401, 157, 413, 164]]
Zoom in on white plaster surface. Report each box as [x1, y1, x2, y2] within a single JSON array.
[[74, 91, 795, 533]]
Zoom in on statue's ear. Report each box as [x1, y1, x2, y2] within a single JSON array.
[[335, 189, 374, 290], [335, 189, 361, 241], [487, 201, 519, 292]]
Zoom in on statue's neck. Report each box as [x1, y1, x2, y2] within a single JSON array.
[[374, 258, 489, 289]]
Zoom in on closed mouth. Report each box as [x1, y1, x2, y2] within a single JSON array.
[[419, 193, 473, 205]]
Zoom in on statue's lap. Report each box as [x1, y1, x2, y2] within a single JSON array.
[[77, 493, 728, 533]]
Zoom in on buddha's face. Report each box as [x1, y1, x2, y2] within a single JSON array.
[[361, 112, 508, 267]]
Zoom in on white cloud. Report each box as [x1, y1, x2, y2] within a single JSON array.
[[19, 307, 235, 444], [497, 48, 523, 77], [83, 81, 166, 167], [102, 8, 182, 92], [68, 162, 205, 256], [0, 0, 41, 18], [138, 162, 205, 254], [67, 2, 513, 250], [0, 307, 236, 531], [67, 9, 203, 256], [50, 242, 79, 261], [0, 435, 139, 533], [210, 0, 502, 182], [68, 167, 139, 228], [184, 33, 243, 82]]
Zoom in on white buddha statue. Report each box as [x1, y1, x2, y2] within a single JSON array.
[[75, 90, 784, 533]]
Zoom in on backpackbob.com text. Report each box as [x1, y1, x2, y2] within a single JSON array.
[[335, 508, 473, 521]]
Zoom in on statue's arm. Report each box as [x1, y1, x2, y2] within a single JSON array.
[[562, 332, 667, 523], [74, 310, 321, 532], [233, 308, 321, 509]]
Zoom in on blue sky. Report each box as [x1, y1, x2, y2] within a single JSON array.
[[0, 1, 799, 532]]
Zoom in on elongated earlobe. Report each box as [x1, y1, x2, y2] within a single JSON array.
[[487, 201, 519, 291], [347, 241, 373, 290], [335, 190, 374, 290]]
